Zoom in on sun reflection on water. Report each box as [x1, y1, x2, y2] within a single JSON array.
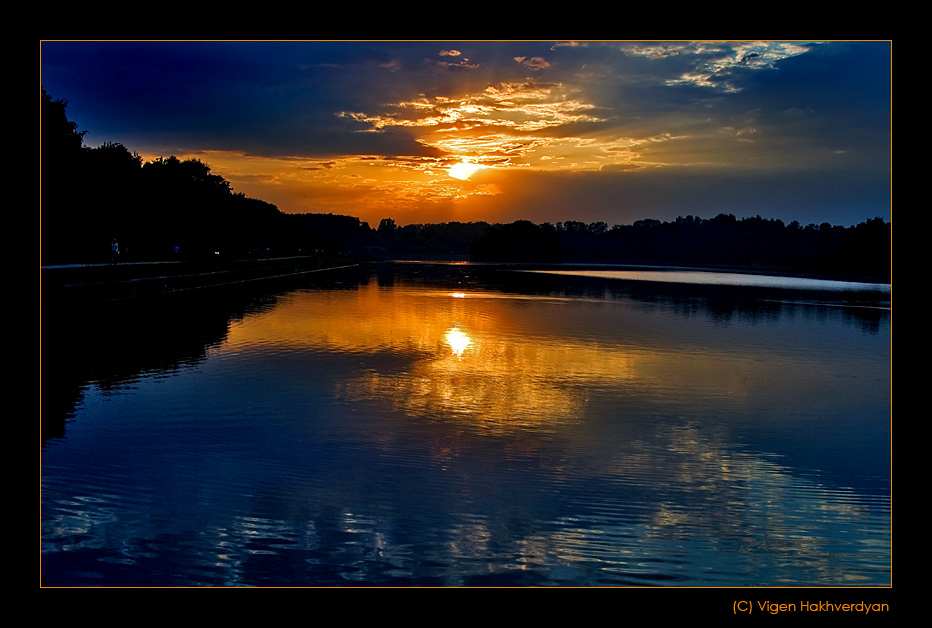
[[445, 327, 471, 357], [223, 276, 799, 435]]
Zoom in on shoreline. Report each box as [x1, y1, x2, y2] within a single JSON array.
[[41, 255, 361, 310], [41, 256, 891, 310]]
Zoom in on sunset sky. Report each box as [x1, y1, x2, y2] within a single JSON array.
[[40, 40, 891, 228]]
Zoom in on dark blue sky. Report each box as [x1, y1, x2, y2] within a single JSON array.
[[41, 41, 891, 227]]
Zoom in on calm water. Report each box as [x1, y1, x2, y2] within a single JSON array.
[[41, 263, 891, 586]]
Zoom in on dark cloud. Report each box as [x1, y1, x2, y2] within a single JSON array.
[[41, 41, 451, 157]]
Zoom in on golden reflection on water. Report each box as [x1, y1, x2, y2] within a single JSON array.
[[223, 277, 819, 434], [228, 280, 630, 432]]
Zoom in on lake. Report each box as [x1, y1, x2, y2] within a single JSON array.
[[41, 262, 891, 586]]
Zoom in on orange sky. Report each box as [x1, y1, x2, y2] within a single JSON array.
[[139, 75, 661, 225]]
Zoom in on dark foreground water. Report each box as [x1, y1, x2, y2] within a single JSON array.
[[41, 262, 891, 586]]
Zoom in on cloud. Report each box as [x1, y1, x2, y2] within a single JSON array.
[[426, 57, 479, 71], [301, 161, 337, 170], [514, 56, 551, 71]]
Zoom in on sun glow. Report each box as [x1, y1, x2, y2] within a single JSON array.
[[448, 161, 484, 180]]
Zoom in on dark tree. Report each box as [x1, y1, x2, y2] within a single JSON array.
[[42, 88, 88, 264], [41, 88, 85, 162]]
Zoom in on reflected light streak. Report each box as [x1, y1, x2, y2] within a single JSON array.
[[445, 328, 471, 357], [224, 279, 783, 433]]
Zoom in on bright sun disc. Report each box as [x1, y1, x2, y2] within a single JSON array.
[[448, 161, 482, 180]]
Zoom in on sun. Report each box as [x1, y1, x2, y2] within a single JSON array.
[[447, 161, 483, 180]]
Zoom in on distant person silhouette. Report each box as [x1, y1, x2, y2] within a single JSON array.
[[110, 238, 119, 264]]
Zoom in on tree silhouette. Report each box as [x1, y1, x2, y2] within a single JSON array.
[[42, 88, 88, 264], [41, 88, 85, 161]]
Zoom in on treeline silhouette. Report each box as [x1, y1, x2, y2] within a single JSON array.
[[469, 216, 890, 280], [41, 89, 379, 265], [42, 88, 890, 280]]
